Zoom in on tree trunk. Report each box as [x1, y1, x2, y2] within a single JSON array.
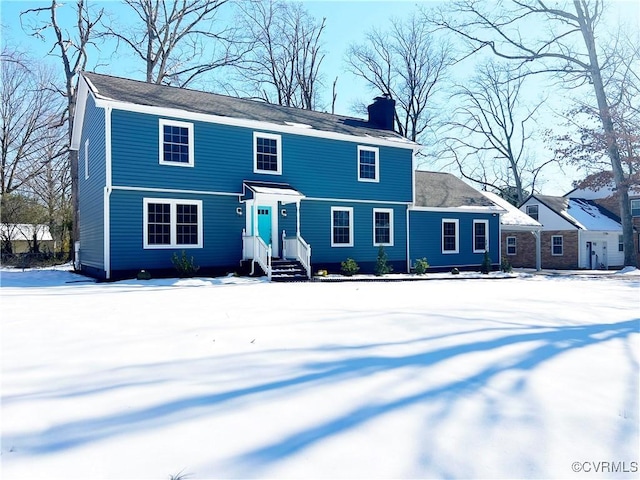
[[576, 1, 636, 266]]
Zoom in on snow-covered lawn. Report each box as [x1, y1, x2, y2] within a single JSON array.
[[1, 267, 638, 479]]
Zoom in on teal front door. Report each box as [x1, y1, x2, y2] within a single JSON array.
[[257, 206, 272, 246]]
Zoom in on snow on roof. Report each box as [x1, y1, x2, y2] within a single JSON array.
[[565, 198, 622, 231], [250, 185, 304, 198], [1, 224, 53, 241], [481, 191, 542, 229]]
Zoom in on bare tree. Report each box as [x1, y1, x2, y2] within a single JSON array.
[[237, 0, 326, 109], [434, 0, 637, 265], [21, 0, 104, 261], [107, 0, 245, 87], [29, 129, 71, 253], [1, 50, 64, 199], [346, 12, 452, 142], [445, 61, 552, 205]]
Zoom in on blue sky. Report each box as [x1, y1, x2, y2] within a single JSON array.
[[1, 0, 423, 116]]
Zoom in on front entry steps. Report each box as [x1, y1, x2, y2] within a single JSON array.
[[271, 259, 309, 282]]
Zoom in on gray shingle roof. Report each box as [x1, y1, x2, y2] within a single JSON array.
[[414, 171, 496, 208], [531, 194, 621, 230], [82, 72, 408, 141]]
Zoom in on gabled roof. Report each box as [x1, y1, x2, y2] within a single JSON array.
[[80, 72, 413, 144], [414, 171, 502, 211], [481, 191, 542, 230], [527, 194, 622, 231]]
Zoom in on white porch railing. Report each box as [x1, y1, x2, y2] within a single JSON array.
[[242, 230, 272, 280], [282, 230, 312, 279]]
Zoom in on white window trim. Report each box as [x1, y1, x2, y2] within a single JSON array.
[[143, 198, 203, 249], [506, 236, 517, 255], [551, 235, 563, 256], [84, 138, 90, 180], [253, 131, 282, 175], [631, 199, 640, 217], [373, 208, 394, 246], [357, 145, 379, 183], [442, 218, 459, 254], [331, 206, 354, 247], [473, 219, 489, 253], [159, 119, 195, 167]]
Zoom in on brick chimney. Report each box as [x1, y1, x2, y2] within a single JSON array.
[[367, 94, 396, 131]]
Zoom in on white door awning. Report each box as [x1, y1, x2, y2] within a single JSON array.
[[242, 181, 305, 204]]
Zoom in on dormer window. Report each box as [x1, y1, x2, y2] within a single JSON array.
[[358, 145, 379, 182], [159, 119, 194, 167], [254, 132, 282, 175]]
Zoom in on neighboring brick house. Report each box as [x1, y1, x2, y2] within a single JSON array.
[[519, 194, 624, 270], [481, 191, 543, 270], [566, 183, 640, 267]]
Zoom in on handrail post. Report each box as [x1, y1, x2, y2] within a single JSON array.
[[282, 230, 286, 259]]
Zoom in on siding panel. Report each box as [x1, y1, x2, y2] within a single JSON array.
[[110, 110, 413, 202], [409, 211, 500, 268], [300, 200, 407, 271], [78, 96, 106, 273], [109, 190, 245, 272]]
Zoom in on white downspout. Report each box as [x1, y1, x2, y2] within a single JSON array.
[[578, 229, 587, 268], [296, 200, 301, 237], [535, 230, 541, 271], [406, 205, 411, 273], [104, 106, 112, 280]]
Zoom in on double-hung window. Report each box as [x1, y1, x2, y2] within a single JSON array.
[[631, 199, 640, 217], [442, 219, 459, 254], [506, 236, 517, 255], [159, 119, 194, 166], [144, 198, 202, 249], [254, 132, 282, 174], [373, 208, 393, 246], [618, 235, 624, 252], [551, 235, 563, 256], [526, 204, 539, 221], [473, 220, 489, 253], [331, 207, 353, 247], [357, 146, 379, 182]]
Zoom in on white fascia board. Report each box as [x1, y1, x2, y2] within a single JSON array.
[[410, 206, 507, 214], [92, 97, 420, 151], [501, 224, 544, 232], [70, 76, 90, 151]]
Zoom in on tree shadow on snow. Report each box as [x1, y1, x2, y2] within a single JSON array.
[[3, 318, 638, 475]]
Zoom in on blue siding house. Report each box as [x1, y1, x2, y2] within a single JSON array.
[[410, 171, 502, 270], [71, 72, 503, 280]]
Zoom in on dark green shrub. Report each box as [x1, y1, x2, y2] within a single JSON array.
[[481, 250, 492, 274], [374, 245, 392, 276], [340, 258, 360, 276], [171, 250, 200, 278], [137, 269, 151, 280], [414, 258, 429, 275], [501, 256, 513, 273]]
